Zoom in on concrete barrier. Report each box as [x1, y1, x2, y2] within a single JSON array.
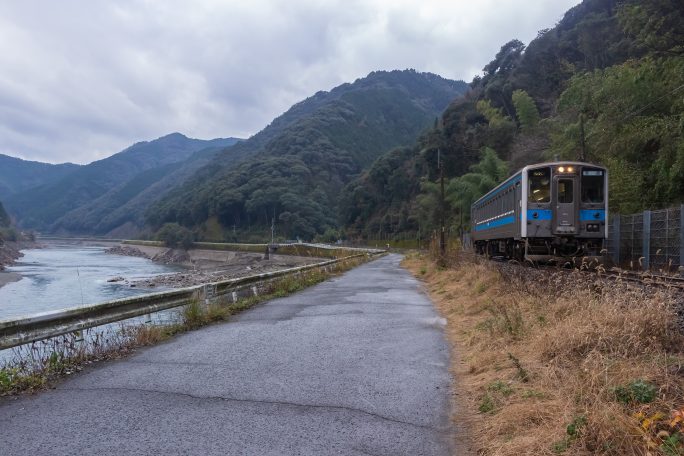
[[122, 240, 384, 259], [0, 252, 382, 351]]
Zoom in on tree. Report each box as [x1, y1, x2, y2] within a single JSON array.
[[155, 223, 194, 249], [0, 201, 10, 228], [483, 40, 526, 77], [551, 57, 684, 212], [446, 148, 508, 229], [511, 90, 540, 130], [618, 0, 684, 56]]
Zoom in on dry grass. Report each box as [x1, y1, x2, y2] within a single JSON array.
[[404, 252, 684, 455]]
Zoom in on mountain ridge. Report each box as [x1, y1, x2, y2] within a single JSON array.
[[146, 69, 468, 240], [0, 154, 81, 201], [5, 133, 241, 232]]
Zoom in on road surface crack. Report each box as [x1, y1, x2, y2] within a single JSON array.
[[61, 385, 439, 431]]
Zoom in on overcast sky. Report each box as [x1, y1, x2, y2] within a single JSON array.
[[0, 0, 579, 164]]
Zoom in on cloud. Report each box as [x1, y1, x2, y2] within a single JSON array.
[[0, 0, 579, 164]]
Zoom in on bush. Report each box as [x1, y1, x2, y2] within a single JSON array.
[[0, 227, 19, 242], [614, 379, 657, 404], [0, 201, 10, 228], [155, 223, 194, 249]]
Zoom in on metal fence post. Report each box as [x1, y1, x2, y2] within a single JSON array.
[[642, 210, 651, 270], [612, 215, 620, 265]]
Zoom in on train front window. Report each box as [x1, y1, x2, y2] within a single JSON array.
[[558, 179, 573, 203], [581, 169, 605, 203], [528, 168, 550, 203]]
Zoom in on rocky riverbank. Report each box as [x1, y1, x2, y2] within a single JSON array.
[[105, 245, 192, 264], [0, 240, 41, 271], [0, 242, 22, 271], [104, 243, 321, 289], [0, 241, 42, 289], [104, 245, 151, 259]]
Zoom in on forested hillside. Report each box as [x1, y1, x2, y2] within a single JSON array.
[[50, 146, 230, 237], [0, 154, 80, 201], [0, 201, 10, 228], [341, 0, 684, 238], [5, 133, 240, 233], [146, 70, 467, 241]]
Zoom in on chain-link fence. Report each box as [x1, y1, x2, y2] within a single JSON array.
[[608, 205, 683, 272]]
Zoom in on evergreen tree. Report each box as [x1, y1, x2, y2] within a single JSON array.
[[0, 201, 10, 228]]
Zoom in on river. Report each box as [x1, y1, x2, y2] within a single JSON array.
[[0, 243, 182, 321]]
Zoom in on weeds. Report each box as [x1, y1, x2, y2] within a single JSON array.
[[479, 393, 495, 413], [507, 352, 529, 382], [183, 299, 205, 328], [404, 251, 684, 455], [613, 379, 657, 405], [553, 415, 588, 453], [489, 380, 514, 397]]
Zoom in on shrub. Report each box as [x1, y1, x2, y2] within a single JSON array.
[[155, 223, 194, 249], [614, 379, 657, 404]]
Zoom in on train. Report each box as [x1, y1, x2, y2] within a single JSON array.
[[471, 161, 608, 262]]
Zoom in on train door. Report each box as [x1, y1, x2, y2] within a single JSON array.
[[552, 175, 577, 234]]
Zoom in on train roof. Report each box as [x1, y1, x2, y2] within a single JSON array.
[[521, 161, 607, 171], [472, 161, 607, 207]]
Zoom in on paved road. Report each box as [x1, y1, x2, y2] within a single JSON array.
[[0, 254, 453, 455]]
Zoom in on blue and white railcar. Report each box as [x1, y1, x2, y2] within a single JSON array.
[[471, 162, 608, 261]]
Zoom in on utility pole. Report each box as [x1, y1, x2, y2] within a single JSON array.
[[579, 112, 587, 162], [438, 148, 446, 258], [271, 216, 275, 245]]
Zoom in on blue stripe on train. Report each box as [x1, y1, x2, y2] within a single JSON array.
[[526, 209, 552, 221], [474, 215, 516, 231], [580, 209, 606, 221]]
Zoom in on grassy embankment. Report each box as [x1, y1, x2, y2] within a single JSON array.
[[404, 252, 684, 455], [0, 254, 374, 396]]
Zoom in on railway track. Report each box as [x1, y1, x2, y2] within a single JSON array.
[[484, 253, 684, 292], [595, 268, 684, 291]]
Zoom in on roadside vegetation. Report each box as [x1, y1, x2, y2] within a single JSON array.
[[405, 251, 684, 455], [0, 255, 372, 396]]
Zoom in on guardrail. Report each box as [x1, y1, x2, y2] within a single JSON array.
[[0, 251, 383, 351]]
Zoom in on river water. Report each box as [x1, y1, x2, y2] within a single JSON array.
[[0, 244, 182, 321]]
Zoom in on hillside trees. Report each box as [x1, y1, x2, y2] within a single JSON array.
[[156, 223, 194, 249], [147, 70, 467, 241], [342, 0, 684, 240], [415, 148, 508, 235], [445, 147, 508, 224], [511, 90, 540, 130], [0, 201, 9, 228], [551, 56, 684, 212], [618, 0, 684, 56]]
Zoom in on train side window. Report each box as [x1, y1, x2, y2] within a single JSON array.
[[581, 169, 605, 203], [528, 168, 550, 203]]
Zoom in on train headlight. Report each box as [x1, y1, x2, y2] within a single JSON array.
[[558, 166, 565, 173], [567, 166, 574, 173]]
